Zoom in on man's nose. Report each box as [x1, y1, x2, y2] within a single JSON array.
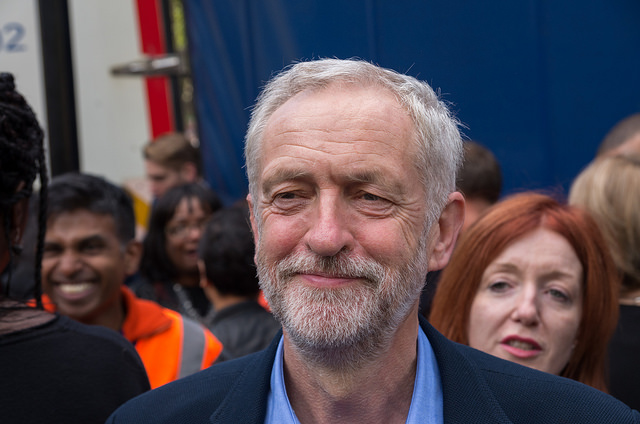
[[305, 194, 354, 257], [150, 184, 161, 198], [56, 250, 83, 277]]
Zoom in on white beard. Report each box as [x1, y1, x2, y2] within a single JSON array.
[[256, 230, 429, 370]]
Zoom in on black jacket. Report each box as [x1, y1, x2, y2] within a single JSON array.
[[108, 315, 639, 423]]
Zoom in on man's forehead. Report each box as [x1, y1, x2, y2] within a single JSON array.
[[47, 210, 118, 236], [145, 159, 179, 175], [269, 82, 403, 122], [262, 86, 413, 153]]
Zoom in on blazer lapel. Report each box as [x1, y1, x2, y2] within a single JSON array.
[[210, 332, 282, 424], [211, 320, 513, 423]]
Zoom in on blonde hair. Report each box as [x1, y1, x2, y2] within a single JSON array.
[[569, 154, 640, 291], [143, 132, 202, 176]]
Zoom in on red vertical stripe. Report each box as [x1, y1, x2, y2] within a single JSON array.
[[145, 77, 173, 137], [135, 0, 175, 137]]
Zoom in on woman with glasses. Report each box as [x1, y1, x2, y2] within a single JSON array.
[[136, 183, 222, 323]]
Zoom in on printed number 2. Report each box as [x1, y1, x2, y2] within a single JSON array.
[[0, 23, 27, 52]]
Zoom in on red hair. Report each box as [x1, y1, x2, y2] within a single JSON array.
[[429, 192, 619, 391]]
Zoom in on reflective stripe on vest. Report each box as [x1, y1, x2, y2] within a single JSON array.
[[178, 316, 207, 378]]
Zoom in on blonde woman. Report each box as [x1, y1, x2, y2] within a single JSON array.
[[570, 153, 640, 409]]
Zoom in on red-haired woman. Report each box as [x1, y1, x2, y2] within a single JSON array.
[[429, 192, 619, 392]]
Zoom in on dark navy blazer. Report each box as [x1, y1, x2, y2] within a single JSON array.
[[107, 316, 640, 423]]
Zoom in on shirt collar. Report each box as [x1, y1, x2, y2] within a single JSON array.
[[264, 325, 443, 424]]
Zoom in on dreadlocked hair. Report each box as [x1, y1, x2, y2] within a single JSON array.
[[0, 73, 48, 309]]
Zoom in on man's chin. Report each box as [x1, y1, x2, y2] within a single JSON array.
[[284, 321, 382, 369], [54, 301, 98, 324], [63, 310, 94, 325], [279, 297, 383, 364]]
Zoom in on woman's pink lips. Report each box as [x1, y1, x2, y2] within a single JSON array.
[[500, 335, 542, 359]]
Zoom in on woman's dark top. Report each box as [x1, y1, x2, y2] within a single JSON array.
[[0, 314, 150, 423], [609, 304, 640, 410]]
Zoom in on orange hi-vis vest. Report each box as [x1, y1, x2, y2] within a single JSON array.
[[42, 286, 222, 389]]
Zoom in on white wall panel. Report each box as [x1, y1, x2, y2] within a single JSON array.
[[68, 0, 150, 184]]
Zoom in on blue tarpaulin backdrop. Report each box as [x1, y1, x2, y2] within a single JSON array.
[[183, 0, 640, 205]]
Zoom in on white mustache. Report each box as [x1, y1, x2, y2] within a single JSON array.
[[275, 252, 386, 286]]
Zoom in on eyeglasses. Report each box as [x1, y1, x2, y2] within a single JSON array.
[[165, 219, 208, 239]]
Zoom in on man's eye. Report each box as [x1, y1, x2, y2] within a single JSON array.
[[277, 192, 297, 200], [353, 191, 393, 216], [362, 192, 382, 201], [82, 243, 104, 254], [273, 191, 308, 205], [271, 191, 310, 212]]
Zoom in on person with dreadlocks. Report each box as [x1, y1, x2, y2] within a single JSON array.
[[0, 73, 150, 424]]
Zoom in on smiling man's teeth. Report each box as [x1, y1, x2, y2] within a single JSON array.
[[507, 340, 536, 351], [59, 283, 92, 295]]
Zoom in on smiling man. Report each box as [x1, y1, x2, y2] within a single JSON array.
[[41, 173, 222, 389], [108, 59, 639, 423]]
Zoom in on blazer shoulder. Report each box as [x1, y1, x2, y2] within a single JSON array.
[[453, 334, 640, 423], [420, 316, 640, 423], [106, 340, 278, 424]]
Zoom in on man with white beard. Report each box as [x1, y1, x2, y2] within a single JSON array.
[[108, 59, 640, 423]]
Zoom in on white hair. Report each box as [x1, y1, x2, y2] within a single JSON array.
[[244, 58, 463, 226]]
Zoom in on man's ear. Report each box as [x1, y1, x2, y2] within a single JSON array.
[[123, 240, 143, 276], [197, 260, 209, 289], [199, 260, 220, 306], [428, 192, 465, 272], [247, 194, 259, 247], [179, 162, 198, 183]]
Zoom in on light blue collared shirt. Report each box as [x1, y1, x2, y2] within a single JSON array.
[[264, 326, 443, 423]]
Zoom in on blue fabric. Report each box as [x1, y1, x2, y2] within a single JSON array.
[[264, 337, 295, 423], [106, 316, 640, 423], [183, 0, 640, 203], [265, 326, 443, 424], [406, 325, 443, 423]]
